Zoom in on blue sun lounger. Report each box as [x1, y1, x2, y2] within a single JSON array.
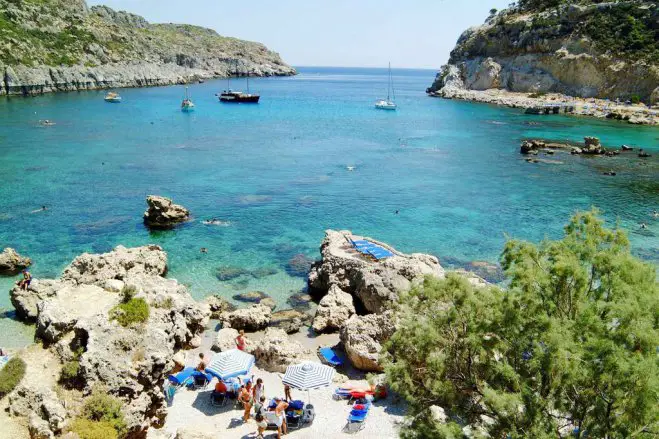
[[344, 408, 369, 433], [319, 347, 343, 367]]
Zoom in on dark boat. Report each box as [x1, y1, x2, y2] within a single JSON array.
[[219, 60, 260, 103]]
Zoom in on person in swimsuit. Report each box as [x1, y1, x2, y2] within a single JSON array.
[[239, 384, 253, 422], [17, 270, 32, 290], [196, 353, 208, 371], [274, 397, 289, 437], [284, 384, 292, 402], [253, 378, 265, 403], [236, 330, 247, 351]]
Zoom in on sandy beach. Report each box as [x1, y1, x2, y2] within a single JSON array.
[[153, 327, 406, 439]]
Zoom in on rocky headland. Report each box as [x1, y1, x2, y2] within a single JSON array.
[[0, 247, 31, 275], [428, 1, 659, 125], [0, 0, 295, 96]]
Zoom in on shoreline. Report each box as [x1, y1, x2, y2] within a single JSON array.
[[429, 87, 659, 126]]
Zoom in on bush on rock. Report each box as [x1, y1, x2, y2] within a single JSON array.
[[110, 297, 150, 327], [68, 418, 119, 439], [0, 357, 27, 399]]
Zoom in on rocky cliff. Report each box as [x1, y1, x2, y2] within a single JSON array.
[[428, 1, 659, 104], [0, 0, 295, 95]]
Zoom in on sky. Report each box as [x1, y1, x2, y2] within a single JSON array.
[[87, 0, 511, 69]]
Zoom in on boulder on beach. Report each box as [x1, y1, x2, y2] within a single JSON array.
[[308, 230, 444, 314], [269, 309, 310, 334], [202, 294, 236, 319], [0, 247, 31, 275], [253, 327, 309, 373], [339, 311, 397, 372], [143, 195, 190, 228], [221, 303, 272, 331], [10, 245, 210, 435], [212, 327, 254, 353], [312, 285, 355, 333]]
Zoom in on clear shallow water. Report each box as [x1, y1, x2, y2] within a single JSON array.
[[1, 67, 658, 347]]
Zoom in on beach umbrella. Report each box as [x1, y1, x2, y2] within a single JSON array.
[[206, 349, 255, 381], [282, 361, 335, 403]]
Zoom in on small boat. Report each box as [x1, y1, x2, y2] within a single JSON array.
[[104, 92, 122, 103], [181, 87, 195, 112], [375, 63, 396, 110], [219, 60, 260, 103]]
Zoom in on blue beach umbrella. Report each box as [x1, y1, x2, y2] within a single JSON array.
[[206, 349, 255, 381]]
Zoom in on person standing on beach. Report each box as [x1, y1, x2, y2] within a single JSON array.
[[274, 397, 289, 437], [284, 383, 292, 402], [236, 330, 247, 351], [239, 384, 253, 422], [253, 377, 265, 403]]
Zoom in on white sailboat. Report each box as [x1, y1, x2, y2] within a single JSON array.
[[181, 86, 195, 112], [375, 63, 397, 110]]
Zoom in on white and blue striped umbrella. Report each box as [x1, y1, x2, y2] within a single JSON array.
[[282, 361, 335, 391], [206, 349, 255, 380]]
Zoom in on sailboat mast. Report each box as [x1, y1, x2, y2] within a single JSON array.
[[387, 63, 391, 101]]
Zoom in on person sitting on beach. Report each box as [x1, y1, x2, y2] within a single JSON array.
[[255, 413, 267, 439], [239, 384, 253, 422], [274, 397, 289, 437], [16, 269, 32, 291], [236, 330, 247, 351], [214, 380, 228, 395], [284, 383, 292, 402], [196, 352, 208, 372]]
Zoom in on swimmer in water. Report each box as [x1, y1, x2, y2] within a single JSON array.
[[200, 247, 208, 253], [640, 223, 647, 229], [30, 206, 47, 213]]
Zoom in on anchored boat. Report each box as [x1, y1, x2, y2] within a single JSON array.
[[104, 92, 122, 103], [181, 87, 195, 112], [219, 60, 260, 103], [375, 63, 396, 110]]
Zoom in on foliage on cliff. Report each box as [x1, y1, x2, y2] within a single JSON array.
[[0, 0, 289, 69], [384, 210, 659, 438]]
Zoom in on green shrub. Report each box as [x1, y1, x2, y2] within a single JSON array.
[[80, 390, 126, 435], [0, 357, 27, 399], [110, 297, 149, 327], [60, 360, 80, 383], [68, 418, 118, 439], [119, 285, 137, 302], [631, 94, 641, 104]]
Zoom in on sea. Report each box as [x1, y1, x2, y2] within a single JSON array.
[[1, 66, 657, 348]]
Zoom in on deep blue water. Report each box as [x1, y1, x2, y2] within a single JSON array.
[[1, 66, 657, 347]]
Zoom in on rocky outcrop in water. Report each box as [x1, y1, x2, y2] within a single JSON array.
[[9, 245, 210, 435], [143, 195, 190, 229], [0, 0, 295, 96], [308, 230, 445, 313], [429, 2, 659, 104], [0, 247, 31, 275]]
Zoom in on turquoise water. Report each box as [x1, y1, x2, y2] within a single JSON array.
[[1, 67, 658, 347]]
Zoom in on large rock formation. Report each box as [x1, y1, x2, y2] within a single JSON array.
[[252, 328, 309, 373], [308, 230, 445, 313], [221, 303, 272, 331], [9, 245, 210, 435], [0, 247, 31, 275], [428, 2, 659, 103], [0, 0, 295, 96], [339, 311, 397, 372], [143, 195, 190, 229], [312, 285, 355, 333], [9, 384, 68, 438]]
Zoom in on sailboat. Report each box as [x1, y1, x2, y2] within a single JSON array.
[[375, 63, 397, 110], [219, 60, 260, 103], [181, 86, 195, 112]]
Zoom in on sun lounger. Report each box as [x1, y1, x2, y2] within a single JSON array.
[[168, 367, 196, 388], [318, 347, 343, 367], [191, 370, 212, 389], [343, 408, 369, 433]]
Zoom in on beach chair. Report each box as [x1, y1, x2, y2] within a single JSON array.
[[191, 370, 211, 390], [333, 387, 352, 400], [318, 347, 343, 367], [343, 408, 369, 433], [210, 390, 228, 406], [168, 367, 196, 389]]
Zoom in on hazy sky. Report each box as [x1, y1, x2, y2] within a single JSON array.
[[87, 0, 511, 69]]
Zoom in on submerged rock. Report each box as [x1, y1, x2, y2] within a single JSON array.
[[286, 253, 315, 277], [143, 195, 190, 229], [269, 309, 310, 334], [312, 285, 356, 333], [287, 291, 314, 311], [308, 230, 444, 314], [0, 247, 31, 275], [339, 311, 397, 372], [233, 290, 270, 303], [215, 266, 249, 281]]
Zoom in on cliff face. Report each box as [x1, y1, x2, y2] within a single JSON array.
[[429, 1, 659, 103], [0, 0, 295, 95]]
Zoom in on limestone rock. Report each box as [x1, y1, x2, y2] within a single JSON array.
[[312, 285, 355, 333], [11, 279, 65, 321], [339, 311, 397, 372], [253, 328, 308, 373], [232, 290, 275, 309], [61, 245, 167, 286], [308, 230, 444, 314], [0, 247, 31, 275], [202, 295, 236, 319], [9, 384, 67, 437], [211, 327, 254, 353], [221, 304, 271, 331], [287, 291, 314, 311], [175, 428, 216, 439], [582, 136, 605, 154], [143, 195, 190, 229], [269, 309, 310, 334]]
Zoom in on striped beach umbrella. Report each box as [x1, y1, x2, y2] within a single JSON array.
[[282, 361, 335, 403], [206, 349, 255, 381]]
